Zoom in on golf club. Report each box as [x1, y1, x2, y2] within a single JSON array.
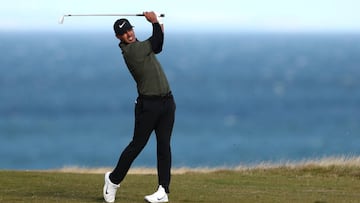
[[59, 13, 165, 24]]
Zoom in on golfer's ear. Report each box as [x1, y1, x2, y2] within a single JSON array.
[[115, 34, 121, 40]]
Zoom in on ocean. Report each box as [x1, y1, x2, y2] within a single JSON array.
[[1, 31, 359, 170]]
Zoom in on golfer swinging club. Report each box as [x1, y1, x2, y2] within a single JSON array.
[[103, 11, 176, 203]]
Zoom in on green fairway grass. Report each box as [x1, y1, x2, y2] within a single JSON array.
[[1, 158, 360, 203]]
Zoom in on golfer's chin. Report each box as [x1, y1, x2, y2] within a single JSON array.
[[125, 37, 136, 44]]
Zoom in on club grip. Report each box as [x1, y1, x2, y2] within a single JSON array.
[[137, 14, 165, 17]]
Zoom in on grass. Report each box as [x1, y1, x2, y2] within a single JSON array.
[[1, 156, 360, 203]]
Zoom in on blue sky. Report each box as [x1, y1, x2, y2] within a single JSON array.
[[1, 0, 359, 32]]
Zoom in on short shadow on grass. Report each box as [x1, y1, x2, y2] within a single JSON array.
[[94, 194, 142, 203]]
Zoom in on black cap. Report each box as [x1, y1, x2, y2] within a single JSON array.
[[113, 18, 133, 35]]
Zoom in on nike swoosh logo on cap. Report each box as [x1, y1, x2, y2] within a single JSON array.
[[119, 22, 126, 28]]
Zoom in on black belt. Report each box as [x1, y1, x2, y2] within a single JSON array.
[[139, 91, 173, 100]]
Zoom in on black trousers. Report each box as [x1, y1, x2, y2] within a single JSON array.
[[110, 93, 176, 193]]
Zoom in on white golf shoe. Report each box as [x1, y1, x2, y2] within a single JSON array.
[[144, 185, 169, 203], [103, 172, 120, 203]]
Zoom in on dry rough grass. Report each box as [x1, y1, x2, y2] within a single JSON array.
[[47, 155, 360, 174]]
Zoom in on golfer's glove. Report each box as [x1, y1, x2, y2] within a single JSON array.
[[156, 12, 164, 25]]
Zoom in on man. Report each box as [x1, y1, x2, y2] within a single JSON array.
[[103, 11, 176, 203]]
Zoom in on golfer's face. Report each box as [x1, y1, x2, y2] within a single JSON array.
[[120, 29, 136, 44]]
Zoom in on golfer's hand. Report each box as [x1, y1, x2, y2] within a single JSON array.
[[143, 11, 158, 24]]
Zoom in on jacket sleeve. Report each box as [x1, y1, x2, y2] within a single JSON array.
[[149, 23, 164, 54]]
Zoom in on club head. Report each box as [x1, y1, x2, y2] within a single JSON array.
[[58, 15, 65, 24]]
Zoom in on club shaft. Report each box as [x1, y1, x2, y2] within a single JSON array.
[[59, 13, 165, 24], [64, 14, 165, 17]]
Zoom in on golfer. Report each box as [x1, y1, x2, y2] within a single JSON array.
[[103, 11, 176, 203]]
